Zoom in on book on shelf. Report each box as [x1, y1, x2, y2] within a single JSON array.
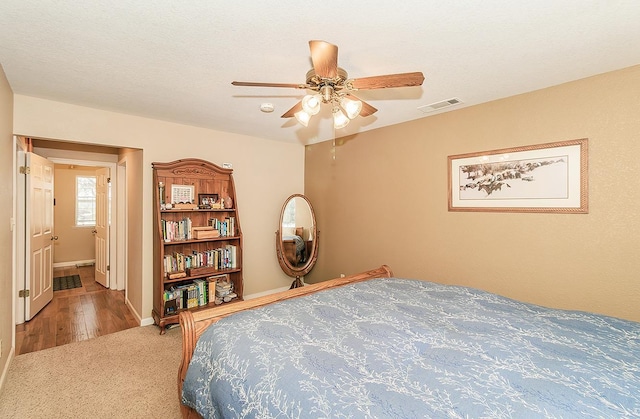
[[193, 279, 208, 306], [208, 216, 235, 237], [208, 280, 217, 304], [224, 216, 235, 237], [225, 244, 237, 268], [161, 217, 192, 242]]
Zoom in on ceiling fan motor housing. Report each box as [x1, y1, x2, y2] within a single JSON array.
[[305, 67, 348, 85]]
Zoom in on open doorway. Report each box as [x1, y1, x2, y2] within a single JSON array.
[[48, 160, 115, 287], [14, 137, 139, 354]]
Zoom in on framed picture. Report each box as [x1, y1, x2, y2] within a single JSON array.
[[171, 184, 194, 204], [198, 193, 219, 208], [448, 138, 588, 213]]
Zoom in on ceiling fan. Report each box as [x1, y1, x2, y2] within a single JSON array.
[[231, 40, 425, 129]]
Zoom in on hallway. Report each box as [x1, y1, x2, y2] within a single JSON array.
[[15, 265, 138, 355]]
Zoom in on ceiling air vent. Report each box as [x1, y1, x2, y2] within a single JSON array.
[[417, 98, 462, 113]]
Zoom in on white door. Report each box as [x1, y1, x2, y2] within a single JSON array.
[[25, 152, 55, 320], [94, 167, 110, 288]]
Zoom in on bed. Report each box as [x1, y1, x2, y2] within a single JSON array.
[[178, 265, 640, 418], [281, 235, 307, 265]]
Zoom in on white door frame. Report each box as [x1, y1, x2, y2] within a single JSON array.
[[116, 159, 128, 293], [13, 136, 22, 333], [47, 157, 118, 290]]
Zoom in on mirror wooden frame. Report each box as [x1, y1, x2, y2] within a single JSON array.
[[275, 194, 319, 287]]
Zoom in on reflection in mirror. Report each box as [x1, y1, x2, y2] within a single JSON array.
[[282, 197, 313, 267], [276, 194, 318, 288]]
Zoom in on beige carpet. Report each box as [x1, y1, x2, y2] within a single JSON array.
[[0, 325, 183, 418]]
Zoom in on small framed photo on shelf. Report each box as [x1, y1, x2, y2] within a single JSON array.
[[171, 184, 195, 204], [198, 193, 219, 209]]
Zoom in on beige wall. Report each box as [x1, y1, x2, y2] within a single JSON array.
[[13, 96, 303, 323], [52, 165, 97, 264], [0, 66, 14, 384], [305, 65, 640, 323], [118, 147, 144, 318]]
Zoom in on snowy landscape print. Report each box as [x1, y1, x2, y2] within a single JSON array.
[[458, 155, 569, 200]]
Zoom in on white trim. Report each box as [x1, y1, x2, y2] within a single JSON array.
[[11, 136, 19, 348], [52, 259, 95, 268], [140, 317, 155, 327], [125, 296, 144, 326], [116, 159, 127, 291], [14, 149, 26, 325]]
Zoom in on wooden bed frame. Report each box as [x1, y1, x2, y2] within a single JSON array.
[[177, 265, 393, 418]]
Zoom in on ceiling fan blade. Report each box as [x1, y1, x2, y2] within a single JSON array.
[[349, 71, 425, 90], [309, 40, 338, 79], [281, 101, 303, 118], [345, 93, 378, 117], [232, 81, 307, 89]]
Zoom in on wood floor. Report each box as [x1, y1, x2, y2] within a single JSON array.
[[15, 265, 139, 355]]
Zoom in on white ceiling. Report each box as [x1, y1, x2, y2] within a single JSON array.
[[2, 1, 640, 145]]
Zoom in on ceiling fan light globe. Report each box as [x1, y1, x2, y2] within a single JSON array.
[[301, 94, 321, 115], [332, 108, 350, 129], [340, 96, 363, 119], [294, 110, 311, 127]]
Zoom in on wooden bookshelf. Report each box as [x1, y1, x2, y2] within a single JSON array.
[[152, 159, 243, 333]]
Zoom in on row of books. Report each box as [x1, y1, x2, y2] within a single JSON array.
[[162, 216, 236, 242], [163, 280, 206, 314], [163, 274, 237, 314], [208, 216, 235, 237], [164, 244, 238, 276], [161, 218, 192, 242]]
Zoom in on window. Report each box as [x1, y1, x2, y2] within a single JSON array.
[[282, 199, 296, 228], [76, 175, 96, 226]]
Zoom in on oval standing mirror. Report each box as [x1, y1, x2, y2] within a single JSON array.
[[275, 194, 319, 288]]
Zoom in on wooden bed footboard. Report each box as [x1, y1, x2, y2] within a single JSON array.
[[177, 265, 393, 416]]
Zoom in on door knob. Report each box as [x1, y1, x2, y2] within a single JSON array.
[[92, 230, 97, 234], [51, 235, 59, 241]]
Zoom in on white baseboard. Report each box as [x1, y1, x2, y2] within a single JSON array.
[[53, 259, 95, 268], [124, 295, 154, 327], [140, 317, 155, 327], [125, 296, 143, 325], [0, 347, 15, 394]]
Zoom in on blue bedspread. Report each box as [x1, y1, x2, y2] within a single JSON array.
[[182, 278, 640, 418]]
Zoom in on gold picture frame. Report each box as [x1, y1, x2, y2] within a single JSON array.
[[448, 138, 588, 213]]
